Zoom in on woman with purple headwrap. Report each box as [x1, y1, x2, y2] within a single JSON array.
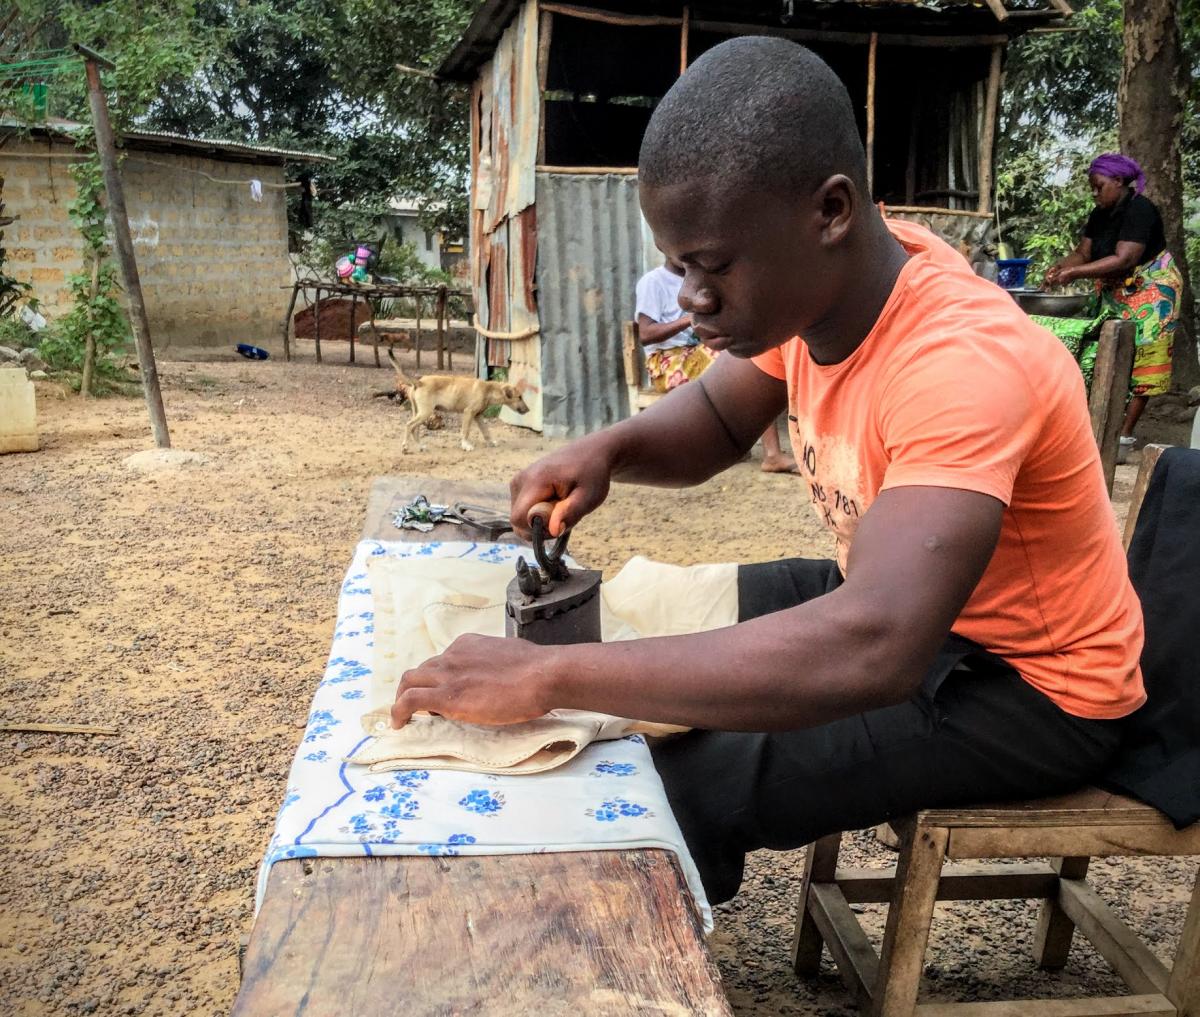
[[1044, 153, 1182, 451]]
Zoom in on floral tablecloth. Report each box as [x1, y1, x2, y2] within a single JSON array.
[[255, 539, 711, 929]]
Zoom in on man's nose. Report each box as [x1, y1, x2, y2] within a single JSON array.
[[679, 282, 718, 316]]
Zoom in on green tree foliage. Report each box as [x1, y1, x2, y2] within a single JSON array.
[[143, 0, 474, 239], [998, 0, 1198, 289]]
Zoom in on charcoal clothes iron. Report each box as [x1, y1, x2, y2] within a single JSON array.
[[505, 502, 602, 645]]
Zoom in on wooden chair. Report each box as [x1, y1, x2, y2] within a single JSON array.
[[794, 444, 1200, 1017], [622, 320, 664, 414]]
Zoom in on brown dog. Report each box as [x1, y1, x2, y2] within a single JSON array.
[[388, 346, 530, 452]]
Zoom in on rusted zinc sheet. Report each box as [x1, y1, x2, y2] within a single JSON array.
[[470, 0, 541, 392], [535, 171, 645, 439], [482, 1, 538, 237]]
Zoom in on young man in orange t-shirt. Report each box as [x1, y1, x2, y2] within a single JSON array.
[[387, 39, 1144, 904]]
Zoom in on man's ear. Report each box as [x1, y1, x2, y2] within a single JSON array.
[[814, 174, 858, 248]]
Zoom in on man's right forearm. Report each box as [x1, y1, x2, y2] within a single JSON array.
[[596, 357, 786, 488], [603, 381, 746, 487]]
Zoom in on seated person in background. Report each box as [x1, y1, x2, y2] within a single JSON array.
[[637, 259, 797, 474]]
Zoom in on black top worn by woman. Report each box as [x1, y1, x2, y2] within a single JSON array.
[[1083, 192, 1166, 264]]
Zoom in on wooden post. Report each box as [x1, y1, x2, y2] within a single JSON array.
[[76, 45, 170, 448], [436, 285, 447, 371], [370, 296, 381, 368], [414, 293, 423, 370], [905, 114, 918, 205], [977, 44, 1003, 214], [80, 252, 100, 398], [680, 5, 690, 74], [314, 286, 322, 364], [1088, 320, 1137, 494], [282, 282, 300, 362], [866, 32, 878, 198], [349, 291, 358, 364], [537, 8, 554, 165]]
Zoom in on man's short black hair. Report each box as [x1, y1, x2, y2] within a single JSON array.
[[639, 37, 867, 198]]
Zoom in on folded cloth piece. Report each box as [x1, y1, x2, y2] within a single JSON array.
[[349, 553, 737, 774], [353, 709, 688, 775]]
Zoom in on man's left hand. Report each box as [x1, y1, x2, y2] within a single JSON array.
[[390, 633, 557, 729]]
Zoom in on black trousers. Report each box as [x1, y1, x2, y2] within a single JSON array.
[[650, 559, 1125, 905]]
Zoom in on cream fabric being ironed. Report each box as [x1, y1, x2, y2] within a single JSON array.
[[350, 554, 736, 774]]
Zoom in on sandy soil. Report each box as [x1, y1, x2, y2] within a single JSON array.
[[0, 340, 1193, 1016]]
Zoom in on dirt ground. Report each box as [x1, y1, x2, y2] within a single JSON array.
[[0, 340, 1194, 1016]]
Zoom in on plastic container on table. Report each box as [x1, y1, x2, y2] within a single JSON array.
[[0, 367, 38, 453], [996, 258, 1033, 290]]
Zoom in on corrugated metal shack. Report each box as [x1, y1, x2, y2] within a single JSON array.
[[437, 0, 1071, 437]]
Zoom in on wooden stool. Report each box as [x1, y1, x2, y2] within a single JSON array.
[[794, 794, 1200, 1016], [793, 446, 1200, 1016]]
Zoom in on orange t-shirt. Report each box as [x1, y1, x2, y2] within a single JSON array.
[[753, 218, 1145, 720]]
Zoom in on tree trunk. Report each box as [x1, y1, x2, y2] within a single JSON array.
[[1119, 0, 1196, 392]]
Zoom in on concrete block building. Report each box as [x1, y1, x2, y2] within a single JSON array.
[[0, 119, 331, 349]]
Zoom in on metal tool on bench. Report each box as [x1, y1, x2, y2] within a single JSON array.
[[505, 501, 602, 645]]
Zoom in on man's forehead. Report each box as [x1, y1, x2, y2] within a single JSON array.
[[642, 179, 791, 254]]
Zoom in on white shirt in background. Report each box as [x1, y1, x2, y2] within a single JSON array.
[[635, 266, 697, 354]]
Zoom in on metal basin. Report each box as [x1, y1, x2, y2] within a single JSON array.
[[1010, 290, 1092, 318]]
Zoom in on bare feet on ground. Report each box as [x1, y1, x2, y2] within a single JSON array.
[[761, 452, 799, 474]]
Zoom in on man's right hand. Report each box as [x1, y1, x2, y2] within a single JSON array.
[[509, 433, 617, 539]]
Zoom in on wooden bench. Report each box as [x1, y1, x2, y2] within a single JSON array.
[[795, 444, 1200, 1017], [622, 320, 664, 414], [231, 476, 731, 1017]]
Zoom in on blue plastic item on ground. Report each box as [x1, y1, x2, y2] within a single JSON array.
[[996, 258, 1032, 290], [236, 343, 269, 360]]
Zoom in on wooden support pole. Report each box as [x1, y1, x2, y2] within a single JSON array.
[[370, 299, 381, 368], [282, 282, 299, 362], [680, 5, 690, 74], [77, 47, 170, 448], [866, 32, 878, 198], [905, 115, 918, 205], [414, 294, 423, 370], [1088, 320, 1136, 494], [349, 292, 358, 364], [977, 44, 1003, 214], [314, 287, 322, 364], [537, 8, 553, 165], [80, 252, 100, 398], [436, 285, 447, 371]]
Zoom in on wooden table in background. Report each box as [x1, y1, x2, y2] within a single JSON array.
[[231, 477, 731, 1017]]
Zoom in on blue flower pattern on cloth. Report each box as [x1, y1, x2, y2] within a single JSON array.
[[459, 789, 505, 816], [417, 833, 478, 856], [587, 798, 654, 822], [255, 539, 712, 933], [592, 761, 637, 777], [303, 708, 340, 743]]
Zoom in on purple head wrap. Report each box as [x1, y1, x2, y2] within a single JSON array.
[[1088, 153, 1146, 194]]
